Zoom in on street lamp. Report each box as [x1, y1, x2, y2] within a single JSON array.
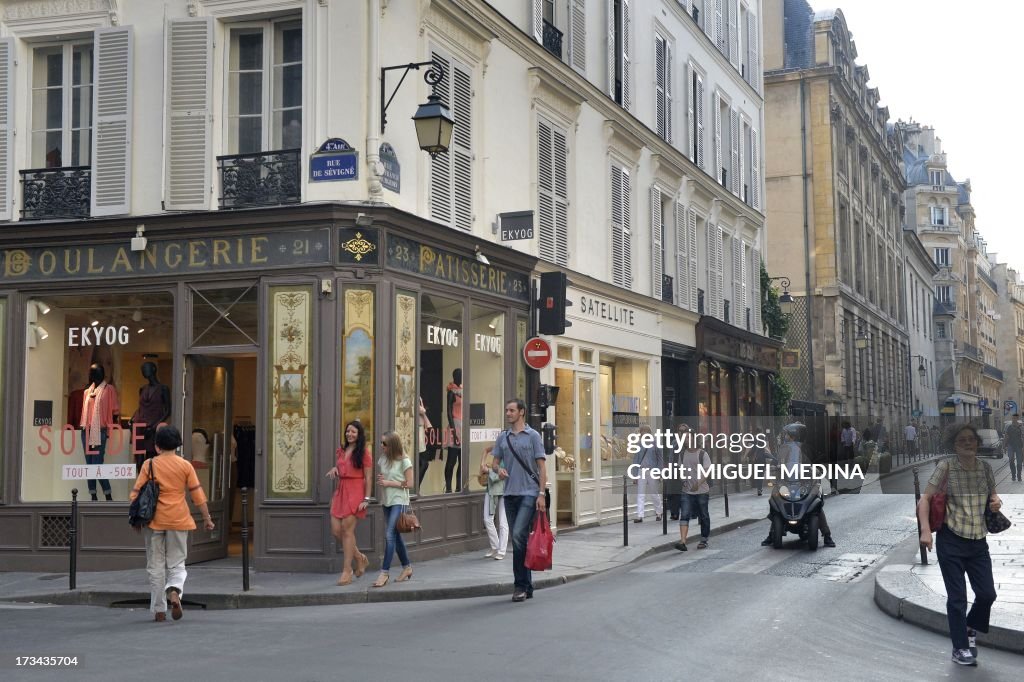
[[767, 276, 795, 315], [381, 60, 455, 158], [854, 322, 870, 350], [913, 354, 927, 382]]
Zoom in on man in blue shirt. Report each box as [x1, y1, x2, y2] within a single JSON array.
[[492, 398, 547, 602]]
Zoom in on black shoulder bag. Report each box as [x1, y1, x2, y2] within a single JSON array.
[[504, 432, 550, 509], [128, 458, 160, 528]]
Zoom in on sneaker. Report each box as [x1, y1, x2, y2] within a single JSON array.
[[967, 628, 978, 658], [494, 553, 505, 560], [484, 550, 497, 558], [951, 649, 976, 666], [634, 518, 643, 523], [674, 542, 688, 551]]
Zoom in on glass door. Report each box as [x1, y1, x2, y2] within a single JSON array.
[[183, 355, 233, 563]]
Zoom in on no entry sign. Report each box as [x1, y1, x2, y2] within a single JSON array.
[[523, 337, 553, 370]]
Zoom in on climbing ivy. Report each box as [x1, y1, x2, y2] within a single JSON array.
[[760, 260, 790, 340]]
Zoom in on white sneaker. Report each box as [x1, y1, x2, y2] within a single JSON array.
[[484, 550, 497, 558], [494, 552, 505, 560]]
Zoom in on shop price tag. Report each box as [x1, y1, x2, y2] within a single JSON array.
[[470, 428, 503, 443], [62, 464, 138, 480]]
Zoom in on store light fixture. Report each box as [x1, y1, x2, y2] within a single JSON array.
[[137, 328, 145, 334], [36, 325, 49, 340], [131, 224, 147, 252], [474, 246, 490, 265], [91, 320, 99, 327], [29, 299, 51, 316]]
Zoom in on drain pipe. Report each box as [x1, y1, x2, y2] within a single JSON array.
[[366, 0, 384, 201], [800, 80, 815, 402]]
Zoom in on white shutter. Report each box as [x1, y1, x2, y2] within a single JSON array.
[[531, 0, 543, 42], [665, 43, 673, 143], [623, 168, 632, 288], [91, 26, 133, 217], [713, 93, 722, 184], [607, 0, 616, 98], [655, 36, 666, 139], [728, 0, 739, 68], [686, 65, 695, 162], [611, 166, 625, 287], [165, 18, 212, 211], [715, 224, 725, 320], [732, 234, 743, 326], [696, 74, 705, 170], [451, 61, 473, 231], [747, 10, 759, 91], [676, 201, 688, 309], [621, 0, 631, 110], [730, 108, 740, 196], [538, 119, 568, 267], [688, 209, 699, 311], [739, 121, 746, 203], [651, 187, 663, 300], [715, 0, 725, 54], [430, 50, 452, 225], [553, 127, 569, 266], [570, 0, 587, 73], [751, 246, 763, 334], [706, 222, 716, 317], [750, 127, 760, 209], [0, 38, 13, 221]]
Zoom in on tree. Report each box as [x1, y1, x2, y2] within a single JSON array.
[[760, 260, 789, 340]]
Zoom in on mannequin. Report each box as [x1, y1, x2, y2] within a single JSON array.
[[79, 363, 119, 501], [444, 368, 463, 493], [416, 396, 435, 486], [132, 362, 171, 471]]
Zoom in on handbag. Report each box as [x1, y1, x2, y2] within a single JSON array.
[[928, 465, 948, 532], [524, 511, 553, 571], [477, 451, 491, 487], [985, 508, 1011, 534], [128, 458, 160, 527], [504, 432, 551, 509], [395, 505, 420, 533]]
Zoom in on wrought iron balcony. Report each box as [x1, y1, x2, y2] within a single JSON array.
[[960, 342, 981, 361], [19, 166, 91, 220], [662, 275, 674, 303], [542, 20, 563, 59], [698, 289, 705, 315], [983, 364, 1004, 381], [933, 300, 956, 316], [724, 298, 731, 322], [217, 148, 301, 210]]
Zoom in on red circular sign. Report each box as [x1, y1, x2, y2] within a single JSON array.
[[522, 337, 553, 370]]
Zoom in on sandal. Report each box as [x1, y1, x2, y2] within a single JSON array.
[[166, 588, 183, 621], [354, 553, 369, 578], [396, 566, 414, 582], [372, 573, 390, 588], [336, 572, 353, 586], [697, 540, 708, 550]]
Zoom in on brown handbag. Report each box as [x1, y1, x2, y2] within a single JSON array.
[[396, 506, 420, 533], [928, 467, 948, 532]]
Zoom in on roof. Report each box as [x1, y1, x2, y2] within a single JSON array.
[[904, 157, 957, 188]]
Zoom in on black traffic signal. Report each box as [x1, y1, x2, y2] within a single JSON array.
[[542, 422, 557, 456], [537, 271, 572, 335]]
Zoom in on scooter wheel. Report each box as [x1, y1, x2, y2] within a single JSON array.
[[771, 515, 785, 549], [807, 515, 819, 551]]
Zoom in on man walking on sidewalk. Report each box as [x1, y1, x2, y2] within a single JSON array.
[[1006, 414, 1024, 482], [904, 421, 918, 461], [492, 399, 547, 602]]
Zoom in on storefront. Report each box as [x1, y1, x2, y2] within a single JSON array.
[[0, 205, 535, 572], [544, 279, 660, 528]]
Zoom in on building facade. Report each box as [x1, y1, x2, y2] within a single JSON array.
[[903, 227, 939, 418], [993, 264, 1024, 421], [763, 1, 909, 428]]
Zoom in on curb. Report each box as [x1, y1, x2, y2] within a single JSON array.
[[0, 515, 765, 610], [874, 567, 1024, 655]]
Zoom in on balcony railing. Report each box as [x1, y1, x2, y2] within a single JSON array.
[[662, 274, 674, 304], [977, 268, 998, 293], [933, 300, 956, 316], [983, 364, 1004, 381], [960, 343, 981, 361], [724, 298, 731, 322], [19, 166, 91, 220], [698, 289, 705, 315], [542, 20, 563, 59], [217, 148, 301, 210]]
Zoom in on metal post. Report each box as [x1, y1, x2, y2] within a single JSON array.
[[241, 487, 251, 591], [661, 476, 668, 535], [722, 472, 730, 518], [912, 468, 928, 566], [69, 489, 78, 590], [622, 475, 628, 547]]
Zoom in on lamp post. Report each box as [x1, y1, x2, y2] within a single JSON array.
[[913, 354, 927, 384], [766, 276, 795, 316], [380, 60, 454, 158]]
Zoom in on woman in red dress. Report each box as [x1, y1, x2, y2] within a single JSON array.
[[326, 421, 373, 585]]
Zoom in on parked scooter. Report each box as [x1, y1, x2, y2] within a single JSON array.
[[767, 478, 824, 550]]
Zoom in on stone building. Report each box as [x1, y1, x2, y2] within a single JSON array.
[[993, 264, 1024, 421]]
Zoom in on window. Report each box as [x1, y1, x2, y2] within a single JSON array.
[[655, 35, 672, 142], [417, 294, 464, 496], [466, 306, 504, 493], [929, 170, 943, 188], [227, 19, 302, 154], [930, 206, 948, 226], [430, 49, 473, 231], [600, 355, 649, 477], [714, 93, 729, 186], [936, 285, 951, 304], [31, 43, 93, 167], [933, 248, 950, 268], [936, 322, 946, 338], [538, 119, 569, 266], [610, 164, 632, 288], [610, 0, 631, 108], [688, 66, 705, 168]]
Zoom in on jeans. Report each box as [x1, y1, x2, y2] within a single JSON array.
[[381, 505, 411, 572], [936, 526, 997, 651], [665, 493, 682, 519], [1008, 445, 1023, 479], [504, 495, 537, 593], [81, 428, 111, 497], [679, 493, 710, 540]]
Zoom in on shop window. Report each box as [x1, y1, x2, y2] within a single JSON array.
[[516, 317, 528, 404], [191, 284, 258, 346], [580, 348, 594, 365], [467, 307, 505, 492], [0, 298, 5, 495], [554, 368, 575, 475], [599, 355, 649, 478], [21, 292, 175, 502], [417, 294, 463, 496], [341, 286, 375, 449], [557, 344, 573, 361]]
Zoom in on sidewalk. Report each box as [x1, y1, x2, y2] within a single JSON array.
[[0, 488, 770, 610]]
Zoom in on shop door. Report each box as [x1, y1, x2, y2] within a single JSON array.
[[183, 356, 234, 563], [575, 373, 599, 525]]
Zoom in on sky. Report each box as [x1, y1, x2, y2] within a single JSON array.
[[829, 0, 1021, 273]]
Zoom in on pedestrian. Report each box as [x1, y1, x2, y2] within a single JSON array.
[[129, 425, 215, 622], [491, 398, 547, 602], [326, 421, 373, 586], [840, 420, 858, 463], [372, 431, 414, 587], [918, 423, 1003, 667], [663, 421, 688, 520], [675, 425, 711, 551], [905, 420, 918, 461], [873, 417, 888, 452], [480, 446, 509, 559], [632, 424, 663, 522], [745, 427, 774, 496], [1005, 414, 1024, 482]]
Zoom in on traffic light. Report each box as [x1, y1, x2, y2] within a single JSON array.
[[542, 422, 557, 456], [537, 271, 571, 335]]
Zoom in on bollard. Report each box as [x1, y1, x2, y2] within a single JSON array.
[[661, 476, 668, 536], [69, 488, 79, 590], [241, 487, 251, 591], [622, 475, 628, 547], [912, 468, 928, 566], [722, 477, 729, 518]]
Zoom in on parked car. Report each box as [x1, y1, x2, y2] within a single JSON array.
[[976, 429, 1003, 458]]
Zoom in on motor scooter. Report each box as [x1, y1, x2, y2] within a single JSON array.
[[767, 478, 824, 550]]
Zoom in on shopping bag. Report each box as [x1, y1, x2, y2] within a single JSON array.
[[524, 511, 553, 571]]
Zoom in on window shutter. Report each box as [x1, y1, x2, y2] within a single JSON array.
[[91, 26, 133, 217], [531, 0, 543, 42], [651, 187, 663, 300], [165, 18, 213, 211], [732, 234, 743, 325], [623, 168, 632, 288], [750, 127, 760, 209], [607, 0, 615, 99], [688, 208, 699, 311], [715, 224, 725, 320], [715, 0, 725, 54], [747, 10, 759, 91], [686, 64, 695, 162], [695, 74, 705, 170], [570, 0, 587, 73], [553, 127, 569, 266], [611, 166, 625, 287], [751, 246, 763, 333], [538, 120, 569, 267], [451, 61, 473, 231], [730, 108, 740, 196], [706, 222, 716, 317], [621, 0, 631, 111], [675, 201, 689, 310], [714, 93, 722, 184], [0, 38, 13, 222], [728, 0, 739, 68], [665, 43, 673, 144], [430, 50, 453, 225], [655, 36, 666, 139], [739, 121, 746, 202]]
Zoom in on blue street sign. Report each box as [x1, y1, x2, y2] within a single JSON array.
[[310, 138, 358, 182], [1005, 399, 1018, 413]]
